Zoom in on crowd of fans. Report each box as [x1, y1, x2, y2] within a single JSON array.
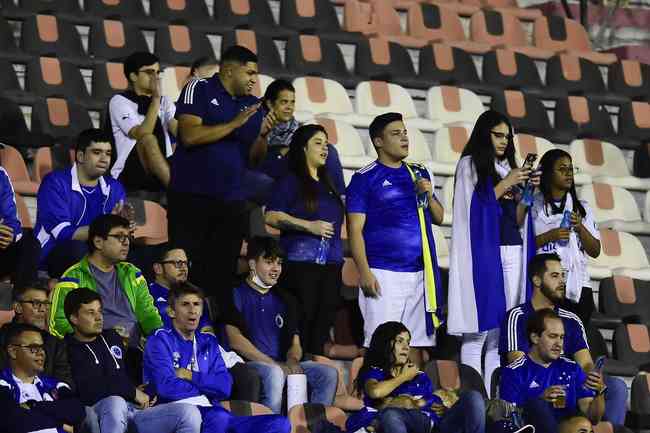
[[0, 43, 633, 433]]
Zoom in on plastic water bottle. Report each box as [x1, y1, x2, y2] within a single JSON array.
[[315, 236, 330, 265], [521, 182, 534, 207], [558, 210, 572, 246], [414, 170, 429, 209]]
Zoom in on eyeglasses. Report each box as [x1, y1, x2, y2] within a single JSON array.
[[556, 166, 580, 175], [159, 260, 191, 269], [106, 234, 131, 244], [490, 131, 513, 141], [138, 69, 162, 76], [10, 344, 45, 354], [19, 300, 51, 310]]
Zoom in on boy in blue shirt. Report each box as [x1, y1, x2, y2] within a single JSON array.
[[500, 309, 606, 432], [144, 282, 290, 433]]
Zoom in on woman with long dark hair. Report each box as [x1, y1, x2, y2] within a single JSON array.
[[265, 124, 344, 356], [532, 149, 600, 323], [348, 321, 485, 433], [448, 110, 537, 393]]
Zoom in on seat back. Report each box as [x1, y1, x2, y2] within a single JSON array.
[[355, 81, 418, 118], [580, 183, 641, 223], [293, 77, 354, 115], [427, 86, 485, 125], [570, 139, 631, 178]]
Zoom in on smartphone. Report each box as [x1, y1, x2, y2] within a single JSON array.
[[523, 153, 537, 168], [594, 355, 606, 372]]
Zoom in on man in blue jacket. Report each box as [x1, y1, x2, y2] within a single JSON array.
[[0, 322, 86, 433], [35, 128, 128, 278], [144, 282, 291, 433], [0, 162, 39, 288]]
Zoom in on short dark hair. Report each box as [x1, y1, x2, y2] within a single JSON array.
[[76, 128, 112, 155], [190, 56, 218, 76], [12, 279, 49, 303], [245, 236, 284, 261], [153, 245, 187, 264], [263, 79, 295, 105], [168, 282, 204, 308], [220, 45, 257, 66], [369, 112, 403, 143], [526, 308, 561, 345], [63, 287, 102, 322], [124, 51, 160, 82], [87, 214, 130, 252], [528, 253, 562, 283], [3, 322, 43, 350]]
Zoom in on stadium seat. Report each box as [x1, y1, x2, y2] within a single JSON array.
[[403, 121, 434, 169], [579, 183, 650, 234], [88, 18, 149, 62], [288, 404, 347, 433], [0, 144, 39, 195], [83, 0, 155, 27], [133, 200, 168, 245], [285, 34, 352, 87], [431, 224, 450, 269], [354, 81, 440, 131], [607, 45, 650, 67], [26, 56, 93, 108], [418, 44, 485, 94], [630, 372, 650, 429], [490, 90, 550, 139], [159, 66, 191, 102], [92, 62, 129, 107], [424, 359, 488, 398], [356, 37, 430, 90], [293, 77, 355, 124], [461, 0, 542, 20], [512, 133, 566, 176], [221, 29, 285, 78], [32, 146, 53, 184], [155, 25, 213, 67], [427, 86, 485, 127], [617, 100, 650, 150], [552, 95, 616, 145], [599, 276, 650, 325], [212, 0, 292, 37], [532, 15, 617, 66], [0, 57, 32, 105], [149, 0, 213, 28], [31, 97, 93, 146], [608, 60, 650, 102], [14, 192, 32, 229], [612, 323, 650, 370], [1, 0, 82, 21], [441, 176, 454, 225], [280, 0, 356, 44], [430, 125, 471, 175], [0, 310, 15, 327], [0, 97, 42, 149], [593, 422, 634, 433], [21, 15, 87, 65], [0, 16, 31, 62], [588, 229, 650, 280], [220, 401, 273, 416], [570, 139, 650, 191], [408, 3, 490, 53], [481, 49, 544, 97], [314, 117, 373, 170]]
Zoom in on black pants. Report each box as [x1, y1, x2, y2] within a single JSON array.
[[279, 261, 342, 356], [229, 362, 261, 402], [167, 191, 247, 303], [0, 230, 40, 288]]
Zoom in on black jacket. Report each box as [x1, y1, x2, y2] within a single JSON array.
[[65, 329, 136, 406]]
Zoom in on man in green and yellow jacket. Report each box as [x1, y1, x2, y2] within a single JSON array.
[[49, 214, 162, 344]]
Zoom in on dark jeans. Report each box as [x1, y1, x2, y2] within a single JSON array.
[[522, 398, 559, 433], [230, 362, 261, 403], [45, 239, 88, 279], [279, 261, 342, 355], [0, 231, 40, 288], [437, 390, 486, 433], [378, 408, 431, 433], [167, 191, 247, 304]]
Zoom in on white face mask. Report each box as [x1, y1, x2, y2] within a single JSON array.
[[249, 266, 274, 290]]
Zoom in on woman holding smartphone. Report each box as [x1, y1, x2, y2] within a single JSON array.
[[531, 149, 600, 324], [448, 110, 538, 393], [265, 124, 345, 357]]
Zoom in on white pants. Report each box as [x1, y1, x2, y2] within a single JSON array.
[[359, 268, 436, 347], [461, 245, 523, 394]]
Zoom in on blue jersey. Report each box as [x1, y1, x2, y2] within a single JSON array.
[[148, 282, 211, 331], [499, 303, 588, 356], [346, 161, 433, 272], [266, 173, 344, 264], [172, 75, 264, 200], [500, 356, 595, 419], [0, 167, 21, 243]]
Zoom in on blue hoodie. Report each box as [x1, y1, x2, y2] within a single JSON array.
[[143, 326, 232, 405], [0, 166, 22, 242], [0, 367, 85, 433], [34, 165, 125, 262]]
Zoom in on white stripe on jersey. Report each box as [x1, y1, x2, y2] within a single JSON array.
[[357, 161, 377, 174], [507, 307, 525, 352], [505, 356, 526, 370], [183, 78, 204, 104], [558, 308, 590, 350]]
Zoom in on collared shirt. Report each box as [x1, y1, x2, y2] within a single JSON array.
[[172, 75, 264, 200]]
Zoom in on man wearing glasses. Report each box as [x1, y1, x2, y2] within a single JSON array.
[[0, 323, 86, 433], [107, 51, 177, 201], [49, 214, 162, 351], [0, 282, 74, 389]]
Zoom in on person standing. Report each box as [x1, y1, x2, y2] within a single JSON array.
[[346, 112, 445, 365]]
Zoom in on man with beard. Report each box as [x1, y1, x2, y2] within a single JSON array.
[[500, 253, 627, 426]]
